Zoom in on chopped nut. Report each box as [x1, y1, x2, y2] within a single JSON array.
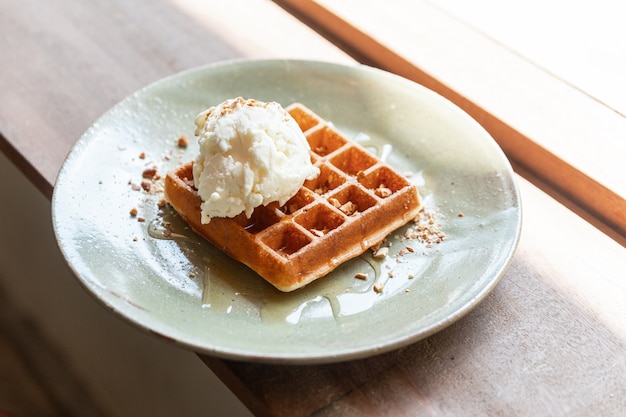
[[177, 135, 189, 148], [354, 272, 368, 280], [372, 246, 389, 259], [314, 185, 328, 195], [406, 246, 415, 253], [407, 208, 446, 246], [142, 167, 158, 179], [129, 207, 138, 217], [339, 201, 357, 216], [374, 184, 392, 198], [458, 212, 464, 217], [140, 180, 152, 192], [373, 283, 384, 293], [139, 152, 146, 159], [137, 217, 146, 223]]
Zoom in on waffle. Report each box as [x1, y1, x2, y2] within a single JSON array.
[[164, 103, 421, 292]]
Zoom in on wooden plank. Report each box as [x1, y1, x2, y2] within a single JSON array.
[[272, 0, 626, 245], [2, 1, 625, 416], [0, 0, 352, 199], [202, 176, 626, 417]]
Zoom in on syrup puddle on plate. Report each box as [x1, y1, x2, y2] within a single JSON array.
[[145, 141, 440, 326], [149, 209, 433, 326]]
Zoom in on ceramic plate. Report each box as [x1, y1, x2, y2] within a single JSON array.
[[52, 59, 521, 364]]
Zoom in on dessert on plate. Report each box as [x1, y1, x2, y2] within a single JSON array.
[[164, 97, 421, 291]]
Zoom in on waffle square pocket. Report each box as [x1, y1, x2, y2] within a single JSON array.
[[164, 103, 422, 291]]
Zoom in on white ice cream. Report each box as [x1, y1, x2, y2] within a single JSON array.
[[192, 97, 319, 224]]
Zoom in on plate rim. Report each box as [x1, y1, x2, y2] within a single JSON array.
[[51, 58, 522, 364]]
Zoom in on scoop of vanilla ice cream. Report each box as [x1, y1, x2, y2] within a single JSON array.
[[192, 98, 319, 224]]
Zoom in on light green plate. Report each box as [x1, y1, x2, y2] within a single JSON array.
[[52, 59, 521, 364]]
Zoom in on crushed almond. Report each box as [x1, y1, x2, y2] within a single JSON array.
[[140, 180, 152, 192], [372, 246, 389, 259], [354, 272, 368, 280], [142, 167, 158, 179], [315, 184, 329, 195], [177, 135, 189, 148], [374, 184, 392, 198], [328, 197, 341, 208], [339, 201, 357, 216], [404, 208, 446, 246]]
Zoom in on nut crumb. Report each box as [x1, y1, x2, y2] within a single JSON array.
[[457, 212, 464, 217], [142, 167, 158, 179], [405, 208, 446, 246], [177, 135, 189, 148], [339, 201, 357, 216], [374, 184, 392, 198], [137, 217, 146, 223], [129, 207, 138, 217], [372, 246, 389, 259], [140, 180, 152, 192], [139, 152, 146, 159], [373, 283, 384, 293], [354, 272, 368, 280]]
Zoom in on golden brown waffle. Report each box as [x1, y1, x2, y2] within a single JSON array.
[[164, 103, 421, 291]]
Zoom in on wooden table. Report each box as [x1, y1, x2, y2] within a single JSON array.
[[1, 1, 624, 416]]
